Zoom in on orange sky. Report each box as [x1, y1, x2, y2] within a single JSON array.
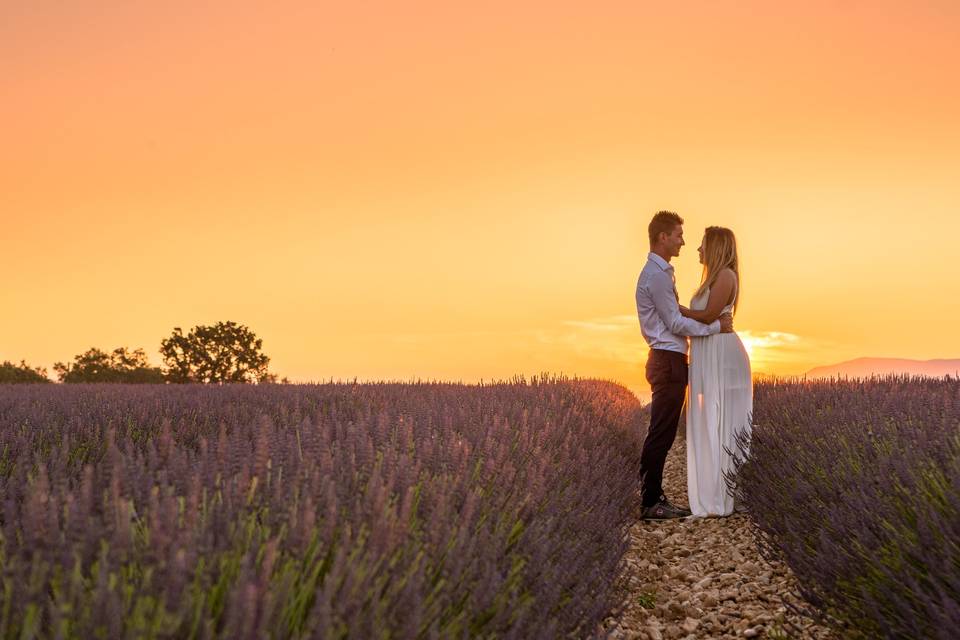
[[2, 1, 959, 399]]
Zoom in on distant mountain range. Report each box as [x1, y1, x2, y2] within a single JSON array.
[[805, 357, 960, 379]]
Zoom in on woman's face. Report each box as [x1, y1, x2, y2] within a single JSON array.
[[697, 237, 705, 264]]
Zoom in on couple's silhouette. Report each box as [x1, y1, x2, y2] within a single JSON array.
[[635, 211, 752, 519]]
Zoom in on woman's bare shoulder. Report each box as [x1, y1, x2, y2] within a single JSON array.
[[716, 268, 737, 284]]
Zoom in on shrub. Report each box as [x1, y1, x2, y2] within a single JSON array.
[[732, 376, 960, 640]]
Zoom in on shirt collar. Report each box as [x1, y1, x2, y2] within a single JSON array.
[[647, 252, 673, 272]]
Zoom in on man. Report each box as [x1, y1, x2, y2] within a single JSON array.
[[635, 211, 733, 520]]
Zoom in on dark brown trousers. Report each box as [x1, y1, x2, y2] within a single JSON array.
[[640, 348, 688, 507]]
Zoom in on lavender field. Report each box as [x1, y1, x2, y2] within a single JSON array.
[[4, 375, 956, 639], [0, 377, 646, 639], [733, 376, 960, 640]]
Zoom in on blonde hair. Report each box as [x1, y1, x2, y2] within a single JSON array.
[[693, 226, 740, 314]]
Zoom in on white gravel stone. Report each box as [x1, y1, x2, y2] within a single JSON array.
[[601, 439, 836, 639]]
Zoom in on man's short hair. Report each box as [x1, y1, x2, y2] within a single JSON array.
[[648, 210, 684, 246]]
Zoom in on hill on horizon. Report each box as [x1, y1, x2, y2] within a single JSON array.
[[805, 357, 960, 379]]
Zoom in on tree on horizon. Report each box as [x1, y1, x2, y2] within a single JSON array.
[[0, 360, 52, 383], [160, 321, 274, 384], [54, 347, 165, 383]]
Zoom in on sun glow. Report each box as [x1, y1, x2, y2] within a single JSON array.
[[523, 316, 817, 400], [2, 1, 960, 397], [736, 330, 801, 372]]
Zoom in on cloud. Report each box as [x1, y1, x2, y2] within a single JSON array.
[[732, 329, 836, 375], [736, 330, 800, 346], [561, 315, 638, 333], [386, 318, 814, 370], [551, 317, 822, 374], [736, 330, 801, 358], [375, 316, 821, 399], [539, 314, 644, 364]]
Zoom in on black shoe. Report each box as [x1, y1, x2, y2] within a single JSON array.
[[657, 493, 692, 517], [641, 499, 692, 520], [664, 498, 692, 517]]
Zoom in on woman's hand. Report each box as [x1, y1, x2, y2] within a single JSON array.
[[679, 305, 691, 317]]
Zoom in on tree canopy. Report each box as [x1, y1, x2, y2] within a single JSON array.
[[54, 347, 166, 383], [160, 321, 274, 384], [0, 360, 52, 383], [15, 321, 279, 384]]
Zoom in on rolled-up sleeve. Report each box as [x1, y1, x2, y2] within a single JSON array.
[[650, 271, 719, 337]]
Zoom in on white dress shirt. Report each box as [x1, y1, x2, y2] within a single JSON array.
[[635, 252, 720, 354]]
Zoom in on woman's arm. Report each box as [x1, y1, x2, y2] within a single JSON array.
[[680, 270, 736, 324]]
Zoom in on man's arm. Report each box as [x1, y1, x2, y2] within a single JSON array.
[[649, 271, 721, 337]]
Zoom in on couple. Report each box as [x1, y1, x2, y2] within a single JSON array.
[[635, 211, 752, 520]]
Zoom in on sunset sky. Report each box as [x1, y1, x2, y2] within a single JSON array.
[[3, 1, 959, 398]]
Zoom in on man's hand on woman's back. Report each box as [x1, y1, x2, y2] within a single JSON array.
[[719, 313, 734, 333]]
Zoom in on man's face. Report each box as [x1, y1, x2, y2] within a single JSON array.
[[662, 224, 684, 258]]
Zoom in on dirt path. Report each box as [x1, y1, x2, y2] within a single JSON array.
[[600, 439, 836, 639]]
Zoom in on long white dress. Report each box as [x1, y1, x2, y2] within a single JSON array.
[[686, 283, 753, 517]]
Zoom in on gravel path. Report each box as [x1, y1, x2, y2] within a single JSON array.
[[600, 439, 836, 639]]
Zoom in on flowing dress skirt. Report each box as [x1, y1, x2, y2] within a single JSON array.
[[686, 332, 753, 517]]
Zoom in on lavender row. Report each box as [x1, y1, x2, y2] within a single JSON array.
[[0, 376, 646, 639], [731, 376, 960, 639]]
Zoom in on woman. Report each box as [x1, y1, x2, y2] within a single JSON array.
[[679, 226, 752, 517]]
